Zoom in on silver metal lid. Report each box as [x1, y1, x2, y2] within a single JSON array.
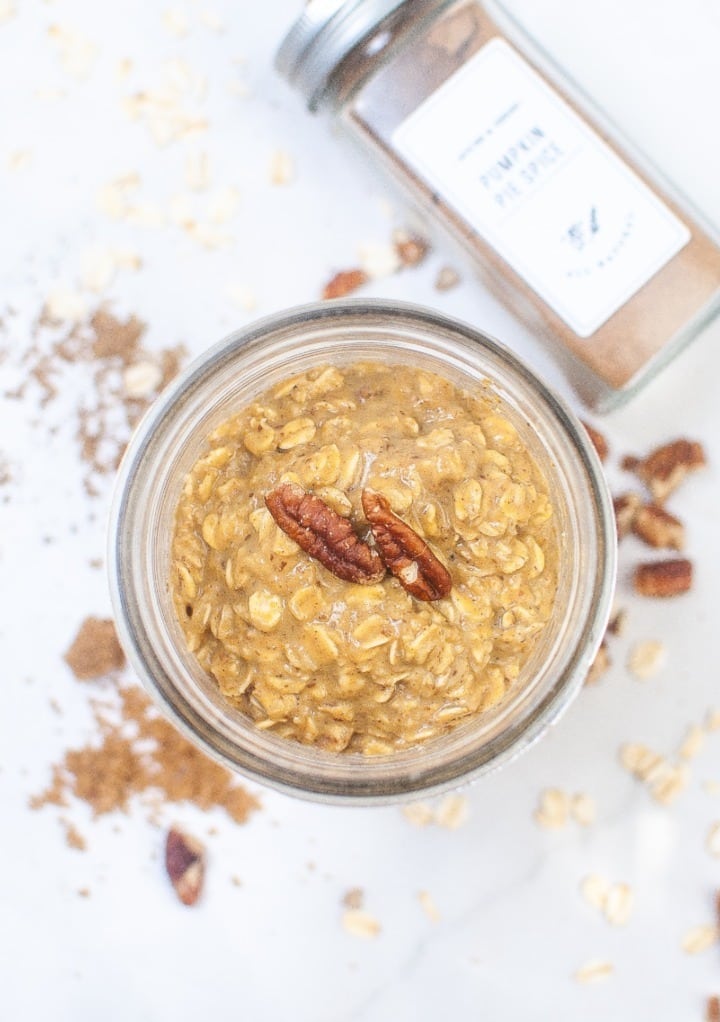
[[276, 0, 410, 111]]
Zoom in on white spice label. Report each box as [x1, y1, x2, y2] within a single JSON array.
[[392, 38, 690, 337]]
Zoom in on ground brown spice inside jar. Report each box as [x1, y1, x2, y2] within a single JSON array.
[[341, 0, 720, 400]]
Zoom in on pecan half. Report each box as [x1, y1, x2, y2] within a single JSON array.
[[623, 439, 706, 503], [322, 269, 368, 300], [582, 421, 609, 463], [632, 558, 693, 598], [613, 492, 642, 540], [632, 504, 685, 550], [361, 489, 451, 601], [166, 827, 205, 906], [707, 996, 720, 1022], [266, 482, 385, 584]]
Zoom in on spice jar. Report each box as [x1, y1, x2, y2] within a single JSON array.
[[276, 0, 720, 410], [109, 299, 615, 804]]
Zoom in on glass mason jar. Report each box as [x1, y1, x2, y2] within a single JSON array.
[[109, 300, 616, 804], [276, 0, 720, 410]]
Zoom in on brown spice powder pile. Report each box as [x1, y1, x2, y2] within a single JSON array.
[[32, 682, 259, 823], [4, 305, 186, 496], [64, 616, 126, 680], [33, 618, 260, 825]]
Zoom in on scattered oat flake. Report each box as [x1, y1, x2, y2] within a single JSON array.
[[627, 640, 666, 680], [574, 960, 614, 984], [45, 288, 89, 323], [207, 186, 240, 224], [581, 874, 610, 911], [0, 0, 16, 24], [125, 202, 166, 229], [34, 86, 66, 101], [96, 172, 142, 219], [604, 883, 634, 926], [269, 149, 294, 185], [199, 8, 225, 31], [704, 781, 720, 796], [620, 742, 689, 804], [123, 59, 208, 146], [681, 925, 718, 954], [185, 221, 231, 249], [225, 283, 258, 312], [706, 823, 720, 858], [80, 247, 118, 294], [185, 150, 210, 191], [115, 58, 133, 82], [113, 248, 142, 271], [358, 241, 401, 279], [707, 709, 720, 732], [342, 909, 381, 939], [570, 792, 596, 826], [7, 149, 32, 171], [402, 801, 434, 827], [227, 78, 250, 98], [123, 361, 163, 399], [679, 724, 705, 761], [418, 890, 440, 922], [48, 24, 98, 79], [162, 8, 190, 37], [534, 788, 569, 829], [435, 793, 469, 829]]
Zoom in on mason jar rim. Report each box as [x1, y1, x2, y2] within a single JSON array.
[[108, 298, 616, 805]]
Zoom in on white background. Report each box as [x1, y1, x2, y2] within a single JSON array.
[[1, 1, 720, 1020]]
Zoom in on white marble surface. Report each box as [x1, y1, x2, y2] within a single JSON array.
[[2, 1, 720, 1019]]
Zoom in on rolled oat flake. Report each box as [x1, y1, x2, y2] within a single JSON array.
[[277, 0, 720, 409]]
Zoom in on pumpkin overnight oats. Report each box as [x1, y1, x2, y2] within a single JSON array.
[[169, 361, 559, 756]]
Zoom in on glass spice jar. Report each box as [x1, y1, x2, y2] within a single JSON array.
[[276, 0, 720, 410]]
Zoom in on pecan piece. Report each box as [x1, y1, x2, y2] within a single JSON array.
[[581, 421, 609, 463], [166, 827, 205, 906], [632, 504, 685, 550], [632, 558, 693, 598], [623, 439, 706, 503], [322, 269, 368, 300], [707, 996, 720, 1022], [613, 492, 642, 540], [361, 489, 451, 601], [266, 482, 385, 584], [393, 230, 430, 267]]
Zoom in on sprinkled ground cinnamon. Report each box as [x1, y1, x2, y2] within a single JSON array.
[[64, 616, 126, 680], [31, 679, 260, 823], [3, 304, 186, 496], [61, 818, 87, 851]]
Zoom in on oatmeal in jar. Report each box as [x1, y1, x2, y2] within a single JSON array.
[[170, 362, 558, 755]]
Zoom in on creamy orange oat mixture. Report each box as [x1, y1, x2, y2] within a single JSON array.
[[170, 362, 558, 755]]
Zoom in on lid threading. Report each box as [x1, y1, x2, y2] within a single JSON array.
[[275, 0, 410, 110]]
